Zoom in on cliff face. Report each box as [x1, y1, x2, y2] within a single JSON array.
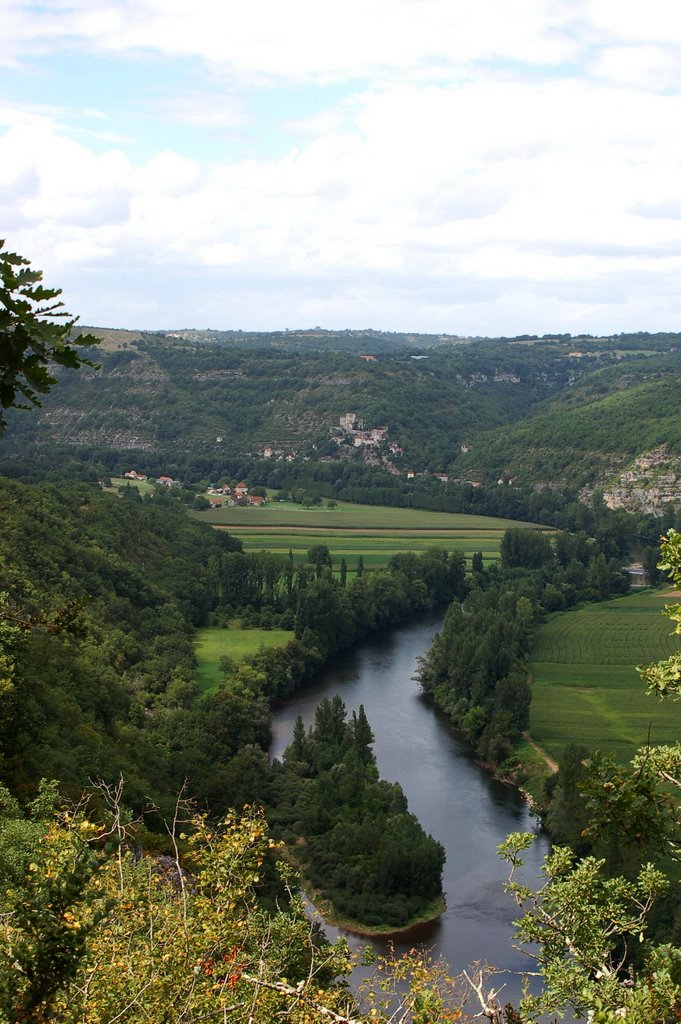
[[599, 447, 681, 515]]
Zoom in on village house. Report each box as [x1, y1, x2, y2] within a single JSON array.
[[247, 494, 266, 506], [234, 481, 249, 498], [156, 475, 178, 487], [124, 470, 147, 481]]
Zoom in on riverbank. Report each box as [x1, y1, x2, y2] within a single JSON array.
[[301, 879, 446, 938], [269, 607, 550, 995], [495, 736, 556, 809]]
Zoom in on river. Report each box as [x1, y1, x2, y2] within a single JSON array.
[[270, 607, 550, 1007]]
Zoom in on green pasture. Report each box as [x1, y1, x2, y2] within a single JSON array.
[[195, 626, 293, 695], [109, 476, 155, 496], [529, 590, 681, 763], [198, 499, 530, 532], [195, 500, 537, 570]]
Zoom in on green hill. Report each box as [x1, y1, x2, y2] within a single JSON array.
[[3, 332, 681, 512]]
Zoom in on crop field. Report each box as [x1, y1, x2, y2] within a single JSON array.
[[529, 590, 681, 763], [195, 626, 293, 694], [195, 500, 537, 570]]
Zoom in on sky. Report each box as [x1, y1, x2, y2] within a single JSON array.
[[2, 1, 681, 335]]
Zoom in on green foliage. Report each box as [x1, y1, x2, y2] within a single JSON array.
[[0, 241, 99, 436], [580, 749, 680, 862], [0, 792, 463, 1024], [500, 528, 553, 570], [306, 544, 332, 570], [269, 698, 445, 930], [0, 478, 243, 809], [417, 585, 534, 762], [500, 833, 676, 1022], [639, 529, 681, 699]]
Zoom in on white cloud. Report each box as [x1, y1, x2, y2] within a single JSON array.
[[6, 66, 681, 328], [590, 44, 681, 89], [3, 1, 681, 332], [155, 90, 249, 133], [587, 0, 681, 46], [6, 0, 577, 79]]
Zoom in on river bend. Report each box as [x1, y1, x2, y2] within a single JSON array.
[[270, 608, 549, 1002]]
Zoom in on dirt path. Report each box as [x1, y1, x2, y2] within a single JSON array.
[[524, 732, 559, 773]]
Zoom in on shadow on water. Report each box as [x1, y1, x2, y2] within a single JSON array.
[[270, 607, 550, 1009]]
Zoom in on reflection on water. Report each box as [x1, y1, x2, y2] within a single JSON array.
[[270, 608, 549, 1005]]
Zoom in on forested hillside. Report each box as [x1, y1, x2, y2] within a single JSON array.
[[458, 351, 681, 503], [3, 331, 681, 512], [0, 479, 242, 811]]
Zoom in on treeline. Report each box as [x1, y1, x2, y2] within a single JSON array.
[[417, 527, 630, 766], [268, 698, 445, 928]]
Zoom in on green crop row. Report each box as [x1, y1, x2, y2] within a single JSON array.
[[529, 590, 681, 763]]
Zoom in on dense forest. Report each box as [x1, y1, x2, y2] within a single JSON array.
[[269, 698, 445, 929]]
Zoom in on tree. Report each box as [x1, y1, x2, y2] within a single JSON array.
[[0, 241, 99, 435], [500, 528, 553, 570], [638, 529, 681, 700], [0, 791, 462, 1024], [307, 544, 332, 578]]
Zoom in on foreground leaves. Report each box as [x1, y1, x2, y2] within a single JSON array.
[[0, 798, 468, 1024]]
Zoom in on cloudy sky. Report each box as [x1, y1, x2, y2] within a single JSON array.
[[2, 1, 681, 334]]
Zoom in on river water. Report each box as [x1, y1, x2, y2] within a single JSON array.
[[270, 608, 550, 1006]]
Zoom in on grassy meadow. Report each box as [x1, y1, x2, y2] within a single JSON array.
[[195, 499, 537, 571], [109, 476, 156, 497], [195, 625, 293, 694], [529, 589, 681, 764]]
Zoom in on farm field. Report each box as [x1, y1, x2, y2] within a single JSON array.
[[194, 500, 538, 570], [195, 626, 293, 695], [529, 590, 681, 764]]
